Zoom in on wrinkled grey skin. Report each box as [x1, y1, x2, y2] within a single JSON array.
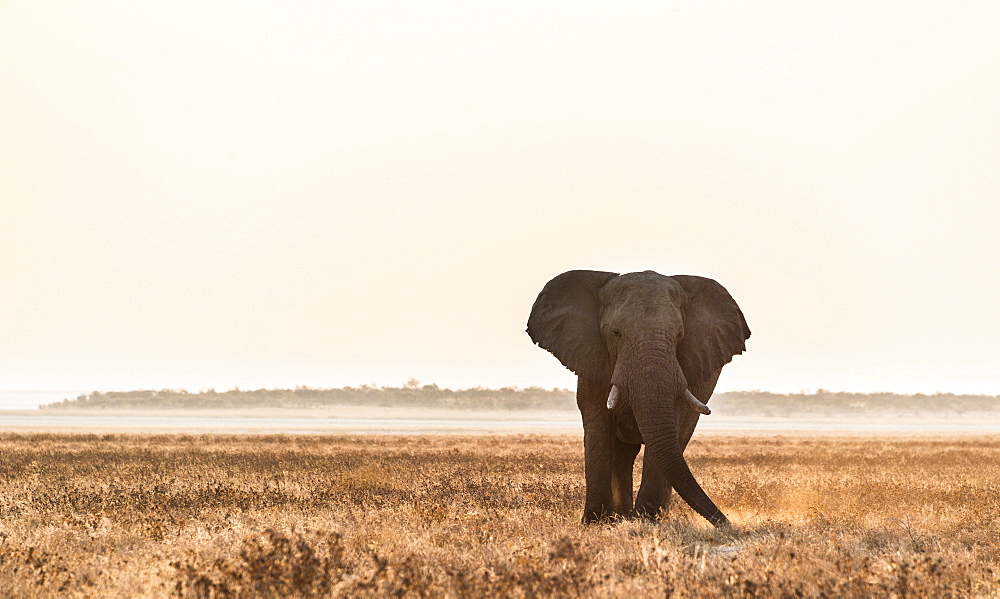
[[527, 270, 750, 527]]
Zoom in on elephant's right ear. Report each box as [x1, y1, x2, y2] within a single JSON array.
[[527, 270, 618, 382]]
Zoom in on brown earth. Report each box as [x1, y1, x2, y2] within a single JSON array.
[[1, 433, 998, 597]]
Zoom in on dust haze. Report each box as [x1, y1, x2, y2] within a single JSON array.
[[4, 386, 999, 434]]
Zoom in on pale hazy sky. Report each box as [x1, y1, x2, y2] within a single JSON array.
[[2, 1, 999, 396]]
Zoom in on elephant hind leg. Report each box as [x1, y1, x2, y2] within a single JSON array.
[[612, 440, 640, 516], [634, 446, 670, 519]]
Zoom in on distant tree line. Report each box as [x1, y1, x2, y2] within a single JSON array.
[[710, 389, 1000, 416], [40, 384, 1000, 415], [40, 383, 577, 411]]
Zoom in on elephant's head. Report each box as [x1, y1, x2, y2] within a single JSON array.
[[527, 270, 750, 526]]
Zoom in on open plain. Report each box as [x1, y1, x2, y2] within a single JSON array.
[[1, 432, 998, 597]]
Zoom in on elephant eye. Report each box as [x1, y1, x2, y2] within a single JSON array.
[[611, 329, 622, 339]]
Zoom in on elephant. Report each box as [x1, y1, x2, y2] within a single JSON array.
[[527, 269, 749, 527]]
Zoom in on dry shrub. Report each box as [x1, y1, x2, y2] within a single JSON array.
[[630, 524, 984, 598], [172, 530, 599, 598], [166, 523, 992, 598], [172, 529, 346, 598], [0, 537, 96, 596]]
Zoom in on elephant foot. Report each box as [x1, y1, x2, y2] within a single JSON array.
[[633, 499, 668, 521], [633, 508, 662, 522], [581, 509, 605, 524], [632, 487, 673, 522], [581, 510, 630, 525]]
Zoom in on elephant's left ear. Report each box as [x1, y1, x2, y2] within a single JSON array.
[[673, 275, 751, 388]]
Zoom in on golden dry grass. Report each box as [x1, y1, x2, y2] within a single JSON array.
[[1, 432, 998, 597]]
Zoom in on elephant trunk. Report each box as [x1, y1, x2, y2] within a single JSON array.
[[625, 348, 730, 528]]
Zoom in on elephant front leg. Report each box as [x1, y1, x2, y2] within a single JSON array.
[[635, 407, 703, 519], [577, 377, 616, 523], [658, 370, 720, 518], [638, 371, 720, 519]]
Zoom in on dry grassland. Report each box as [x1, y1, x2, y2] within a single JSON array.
[[1, 433, 998, 597]]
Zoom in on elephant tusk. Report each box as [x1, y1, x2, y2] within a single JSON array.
[[682, 388, 711, 415], [606, 385, 620, 410]]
